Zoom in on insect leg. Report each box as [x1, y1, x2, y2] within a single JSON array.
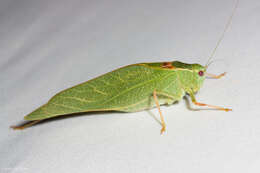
[[189, 92, 232, 111], [153, 90, 166, 134], [206, 72, 226, 79], [10, 120, 42, 130]]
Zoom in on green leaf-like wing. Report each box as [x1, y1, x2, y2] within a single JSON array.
[[25, 64, 177, 120]]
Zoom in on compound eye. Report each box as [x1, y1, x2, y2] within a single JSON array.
[[198, 70, 204, 76]]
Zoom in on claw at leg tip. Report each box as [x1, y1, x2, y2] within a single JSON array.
[[160, 127, 166, 135], [219, 72, 227, 78], [225, 108, 232, 112]]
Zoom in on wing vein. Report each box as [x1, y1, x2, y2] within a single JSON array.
[[101, 72, 173, 106]]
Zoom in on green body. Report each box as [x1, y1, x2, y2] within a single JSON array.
[[25, 61, 206, 121]]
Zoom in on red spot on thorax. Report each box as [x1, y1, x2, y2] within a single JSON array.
[[161, 62, 175, 69]]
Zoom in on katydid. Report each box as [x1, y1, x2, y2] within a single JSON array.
[[11, 0, 238, 134]]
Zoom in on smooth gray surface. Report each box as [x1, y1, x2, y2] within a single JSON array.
[[1, 0, 260, 172]]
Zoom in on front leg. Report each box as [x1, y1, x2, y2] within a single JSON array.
[[189, 92, 232, 111]]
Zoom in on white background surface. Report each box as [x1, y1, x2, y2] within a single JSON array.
[[1, 0, 260, 172]]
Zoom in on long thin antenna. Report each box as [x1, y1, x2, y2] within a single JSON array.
[[205, 0, 239, 68]]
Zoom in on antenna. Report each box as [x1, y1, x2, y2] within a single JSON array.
[[205, 0, 239, 68]]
